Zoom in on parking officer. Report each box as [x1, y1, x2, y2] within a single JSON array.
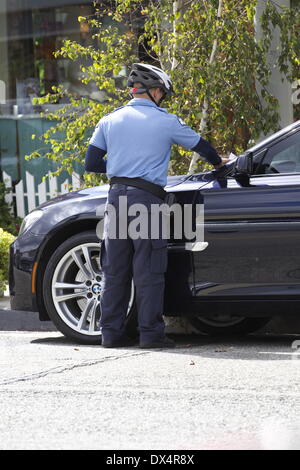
[[85, 63, 224, 349]]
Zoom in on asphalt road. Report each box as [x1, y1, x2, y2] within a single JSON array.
[[1, 331, 300, 450]]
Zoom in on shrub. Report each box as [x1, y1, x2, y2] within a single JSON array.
[[0, 182, 22, 236], [0, 228, 15, 296]]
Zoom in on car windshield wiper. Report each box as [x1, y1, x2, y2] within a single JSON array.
[[186, 153, 238, 182]]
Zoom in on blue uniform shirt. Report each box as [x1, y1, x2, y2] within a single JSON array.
[[89, 98, 201, 187]]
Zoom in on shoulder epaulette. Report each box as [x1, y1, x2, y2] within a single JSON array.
[[95, 106, 126, 128]]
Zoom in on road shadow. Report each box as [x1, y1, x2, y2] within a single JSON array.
[[31, 335, 100, 347], [31, 332, 300, 360], [167, 333, 300, 361]]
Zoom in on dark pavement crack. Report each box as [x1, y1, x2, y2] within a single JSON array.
[[0, 351, 149, 386]]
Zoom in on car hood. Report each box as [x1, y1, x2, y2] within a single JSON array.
[[37, 174, 211, 211]]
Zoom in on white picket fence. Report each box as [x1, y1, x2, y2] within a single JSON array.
[[2, 171, 81, 218]]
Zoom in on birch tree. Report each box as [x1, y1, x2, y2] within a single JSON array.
[[188, 0, 223, 173]]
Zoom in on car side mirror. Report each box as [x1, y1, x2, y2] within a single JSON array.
[[235, 152, 253, 174]]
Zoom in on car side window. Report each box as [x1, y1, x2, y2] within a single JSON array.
[[258, 131, 300, 174]]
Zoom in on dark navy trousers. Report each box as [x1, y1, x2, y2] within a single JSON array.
[[99, 184, 168, 344]]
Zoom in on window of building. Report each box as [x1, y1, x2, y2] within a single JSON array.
[[0, 0, 97, 115]]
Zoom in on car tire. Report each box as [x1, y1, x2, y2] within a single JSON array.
[[189, 314, 271, 336], [43, 230, 137, 344]]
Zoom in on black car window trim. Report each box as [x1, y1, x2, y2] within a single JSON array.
[[257, 129, 300, 175], [253, 148, 268, 174]]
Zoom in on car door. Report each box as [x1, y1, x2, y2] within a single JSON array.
[[192, 129, 300, 299]]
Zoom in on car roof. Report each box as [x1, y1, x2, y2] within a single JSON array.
[[247, 120, 300, 153]]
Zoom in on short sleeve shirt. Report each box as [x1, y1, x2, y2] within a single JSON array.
[[89, 98, 200, 186]]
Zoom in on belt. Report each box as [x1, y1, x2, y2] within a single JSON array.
[[109, 176, 167, 201]]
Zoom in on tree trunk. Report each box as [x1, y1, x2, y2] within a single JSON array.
[[188, 0, 223, 174], [168, 0, 186, 174], [171, 0, 185, 70], [156, 0, 186, 70], [254, 0, 293, 133]]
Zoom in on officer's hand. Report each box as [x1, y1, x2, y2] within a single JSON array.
[[214, 157, 230, 169]]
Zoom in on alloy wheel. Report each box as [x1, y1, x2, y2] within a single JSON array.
[[51, 242, 134, 337]]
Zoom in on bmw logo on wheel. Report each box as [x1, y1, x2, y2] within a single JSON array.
[[92, 284, 101, 295]]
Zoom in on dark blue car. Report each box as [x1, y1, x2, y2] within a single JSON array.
[[9, 120, 300, 343]]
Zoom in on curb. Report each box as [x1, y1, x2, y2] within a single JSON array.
[[0, 308, 57, 331], [1, 297, 300, 334], [0, 296, 57, 331]]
